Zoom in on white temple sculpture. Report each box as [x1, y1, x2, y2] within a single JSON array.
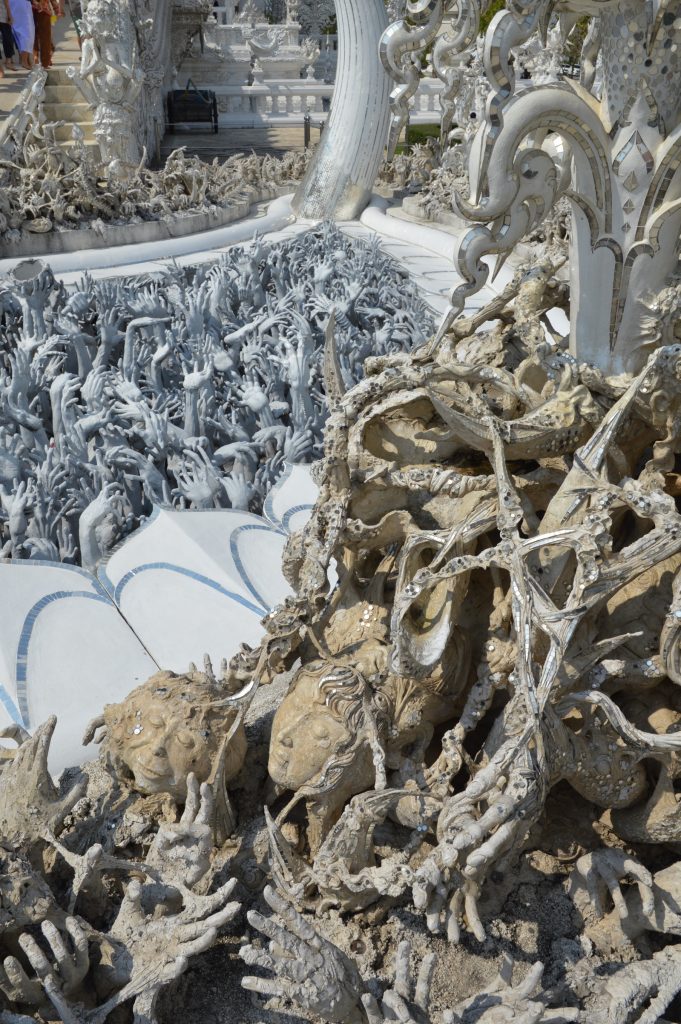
[[384, 0, 681, 374], [5, 2, 681, 1022], [66, 0, 146, 176], [185, 1, 307, 85]]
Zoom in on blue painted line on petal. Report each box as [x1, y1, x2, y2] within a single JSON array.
[[281, 504, 314, 534], [229, 524, 286, 609], [98, 507, 165, 596], [0, 685, 23, 727], [112, 563, 267, 617], [3, 557, 110, 599], [16, 590, 113, 729]]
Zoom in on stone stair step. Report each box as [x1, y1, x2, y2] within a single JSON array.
[[42, 101, 90, 120], [43, 83, 82, 103], [43, 114, 93, 134], [46, 68, 78, 86]]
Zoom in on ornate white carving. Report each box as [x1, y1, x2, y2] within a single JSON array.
[[66, 0, 145, 177], [245, 26, 286, 59], [383, 0, 681, 375]]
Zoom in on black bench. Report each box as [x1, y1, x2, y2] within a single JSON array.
[[167, 88, 219, 134]]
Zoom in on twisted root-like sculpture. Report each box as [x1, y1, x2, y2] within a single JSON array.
[[225, 259, 681, 956]]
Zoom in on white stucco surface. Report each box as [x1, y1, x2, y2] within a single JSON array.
[[100, 507, 291, 672], [0, 560, 157, 773], [263, 463, 319, 534], [0, 465, 317, 775]]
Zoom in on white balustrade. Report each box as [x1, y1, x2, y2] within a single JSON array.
[[410, 77, 444, 122], [183, 9, 444, 133], [206, 76, 442, 128], [208, 78, 333, 126]]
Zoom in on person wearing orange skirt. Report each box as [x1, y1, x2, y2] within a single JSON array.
[[31, 0, 61, 69]]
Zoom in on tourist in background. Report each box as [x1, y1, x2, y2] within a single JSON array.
[[7, 0, 34, 68], [31, 0, 62, 68], [0, 0, 16, 72]]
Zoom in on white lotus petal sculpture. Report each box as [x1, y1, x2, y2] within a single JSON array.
[[0, 465, 317, 775]]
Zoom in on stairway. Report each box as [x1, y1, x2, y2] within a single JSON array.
[[41, 68, 99, 157]]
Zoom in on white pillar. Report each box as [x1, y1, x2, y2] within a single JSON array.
[[292, 0, 390, 220]]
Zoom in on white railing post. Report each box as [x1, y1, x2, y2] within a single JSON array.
[[197, 80, 334, 127]]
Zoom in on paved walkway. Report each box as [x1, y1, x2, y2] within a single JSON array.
[[159, 123, 319, 163], [0, 10, 80, 121]]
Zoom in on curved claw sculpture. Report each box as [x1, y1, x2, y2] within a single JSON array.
[[439, 0, 681, 374], [380, 0, 445, 158], [292, 0, 391, 220], [433, 0, 489, 141]]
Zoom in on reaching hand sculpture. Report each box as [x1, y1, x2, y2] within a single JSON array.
[[242, 892, 438, 1024], [4, 271, 681, 1020], [240, 839, 681, 1024], [0, 110, 312, 243], [0, 717, 85, 850], [241, 884, 366, 1022], [0, 227, 431, 570], [0, 716, 242, 1024]]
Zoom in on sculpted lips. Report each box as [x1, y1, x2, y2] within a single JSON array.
[[132, 757, 171, 780]]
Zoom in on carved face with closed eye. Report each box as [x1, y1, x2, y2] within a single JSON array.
[[102, 670, 247, 802], [268, 666, 354, 791]]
